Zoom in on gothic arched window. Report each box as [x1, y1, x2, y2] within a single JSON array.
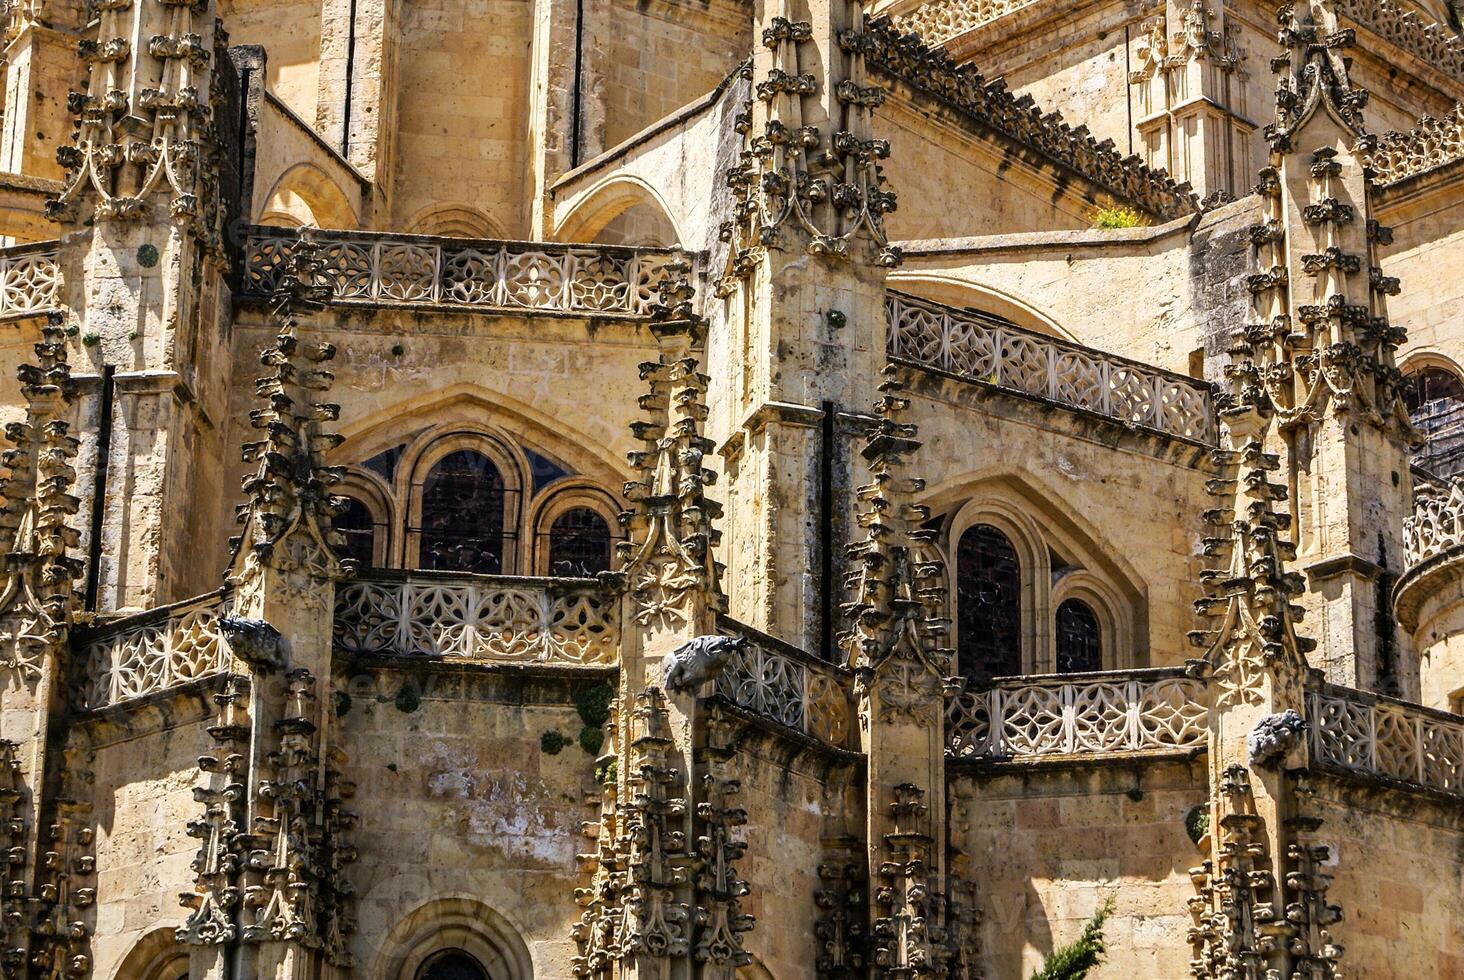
[[956, 524, 1022, 683], [546, 507, 611, 576], [417, 450, 508, 573], [1055, 598, 1102, 673], [416, 950, 489, 980], [333, 497, 377, 568], [1405, 366, 1464, 477]]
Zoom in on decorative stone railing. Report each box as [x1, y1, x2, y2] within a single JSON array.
[[1309, 683, 1463, 796], [1366, 104, 1464, 186], [333, 570, 619, 666], [0, 241, 60, 321], [242, 227, 686, 318], [946, 668, 1208, 760], [888, 291, 1216, 443], [73, 592, 234, 710], [713, 619, 854, 748], [1403, 477, 1464, 567], [893, 0, 1038, 49]]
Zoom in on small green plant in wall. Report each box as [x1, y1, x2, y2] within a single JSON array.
[[1089, 204, 1147, 230]]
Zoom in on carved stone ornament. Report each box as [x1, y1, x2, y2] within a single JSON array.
[[841, 366, 955, 724], [662, 634, 747, 693], [45, 0, 230, 248], [226, 230, 353, 607], [871, 783, 953, 977], [618, 264, 725, 630], [0, 319, 81, 685], [1247, 708, 1307, 767]]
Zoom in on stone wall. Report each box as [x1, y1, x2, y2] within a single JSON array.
[[602, 0, 749, 150], [1305, 772, 1464, 975], [951, 757, 1207, 978], [80, 699, 213, 980], [336, 663, 607, 973]]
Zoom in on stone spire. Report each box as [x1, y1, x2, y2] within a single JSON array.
[[1232, 0, 1416, 695], [720, 2, 900, 270], [840, 365, 957, 978], [618, 258, 724, 633], [226, 231, 351, 603], [45, 0, 228, 242], [0, 318, 81, 679], [0, 317, 83, 979], [1181, 12, 1365, 965]]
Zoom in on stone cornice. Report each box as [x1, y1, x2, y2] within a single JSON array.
[[863, 18, 1198, 220]]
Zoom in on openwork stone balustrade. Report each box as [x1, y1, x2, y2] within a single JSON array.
[[242, 227, 686, 317], [0, 241, 60, 322], [887, 292, 1215, 443], [1404, 477, 1464, 567], [946, 668, 1208, 759], [1309, 683, 1464, 796], [74, 592, 234, 710], [333, 570, 619, 666], [713, 619, 854, 748]]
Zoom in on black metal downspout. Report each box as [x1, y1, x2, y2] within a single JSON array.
[[819, 399, 836, 660], [570, 0, 585, 167], [84, 365, 115, 611], [342, 0, 359, 158]]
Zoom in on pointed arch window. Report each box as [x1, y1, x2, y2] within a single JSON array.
[[416, 950, 490, 980], [417, 450, 509, 573], [1055, 598, 1102, 673], [1405, 366, 1464, 478], [956, 524, 1022, 683], [333, 496, 378, 568], [546, 507, 611, 576]]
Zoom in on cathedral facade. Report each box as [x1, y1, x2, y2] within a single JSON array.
[[0, 0, 1462, 974]]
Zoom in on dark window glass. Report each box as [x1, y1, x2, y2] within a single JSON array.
[[1405, 368, 1464, 478], [417, 450, 507, 573], [333, 497, 376, 568], [956, 524, 1021, 683], [1055, 598, 1102, 673], [417, 950, 489, 980], [547, 507, 611, 576]]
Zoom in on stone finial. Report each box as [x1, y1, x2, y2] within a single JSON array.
[[46, 0, 229, 241], [839, 366, 952, 696], [227, 231, 351, 598], [0, 318, 81, 680], [719, 5, 901, 278], [618, 260, 725, 628], [1267, 0, 1368, 152]]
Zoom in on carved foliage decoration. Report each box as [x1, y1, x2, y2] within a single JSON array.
[[0, 319, 80, 685], [571, 689, 694, 976], [0, 740, 26, 974], [840, 367, 953, 724], [227, 232, 351, 611], [178, 674, 250, 947], [618, 264, 724, 631], [719, 5, 901, 279], [692, 723, 754, 971], [29, 753, 97, 980], [815, 851, 867, 979], [45, 0, 228, 244], [238, 670, 356, 964], [871, 783, 952, 978], [1187, 766, 1284, 978]]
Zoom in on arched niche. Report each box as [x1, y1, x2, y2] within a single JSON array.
[[257, 162, 359, 229], [376, 897, 534, 980], [553, 174, 681, 247]]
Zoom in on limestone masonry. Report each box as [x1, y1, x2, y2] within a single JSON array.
[[0, 0, 1462, 975]]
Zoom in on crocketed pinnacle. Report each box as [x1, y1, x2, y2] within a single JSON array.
[[0, 316, 81, 660], [618, 258, 725, 623], [839, 365, 951, 677], [228, 231, 351, 581]]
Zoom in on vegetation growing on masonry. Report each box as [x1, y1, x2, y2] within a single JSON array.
[[1089, 204, 1147, 229], [1030, 897, 1115, 980]]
